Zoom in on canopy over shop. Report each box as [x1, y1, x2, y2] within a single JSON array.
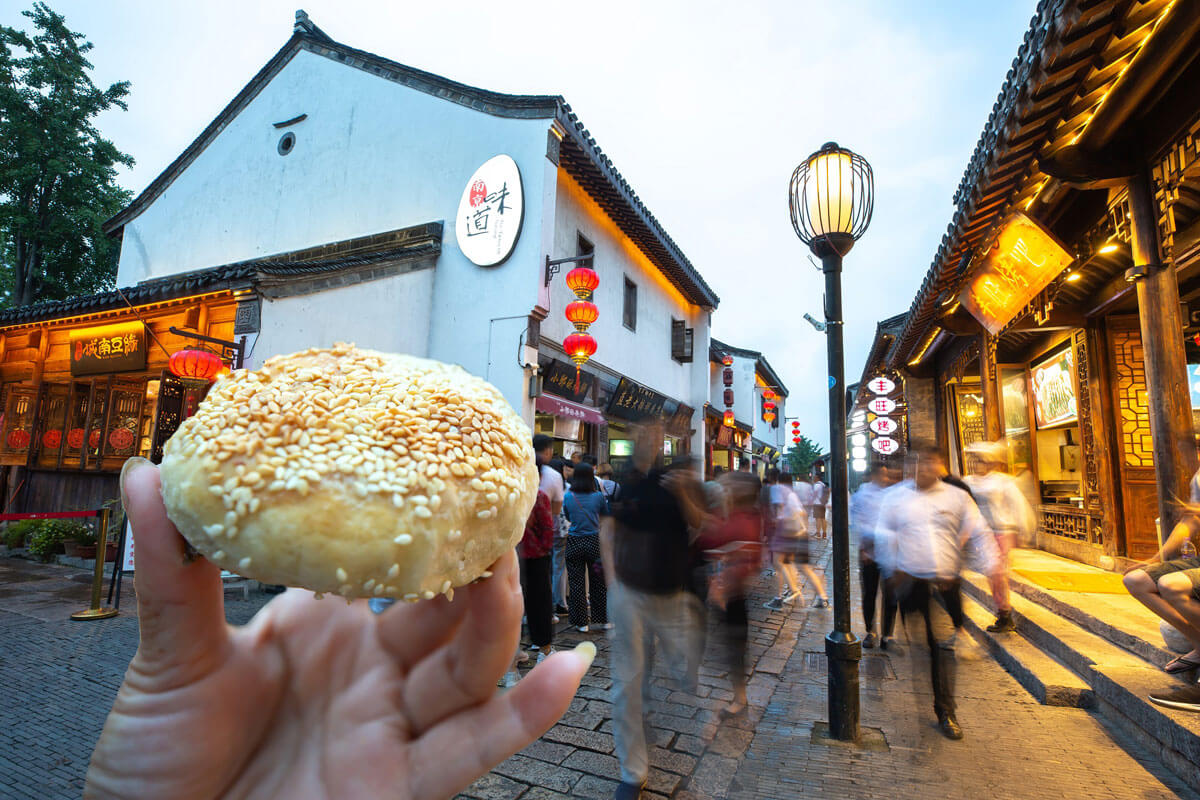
[[857, 0, 1200, 567]]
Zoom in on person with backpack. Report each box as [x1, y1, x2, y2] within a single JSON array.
[[563, 463, 610, 632]]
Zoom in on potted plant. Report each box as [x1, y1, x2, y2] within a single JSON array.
[[3, 519, 39, 552], [27, 521, 64, 562], [74, 525, 99, 560], [49, 520, 90, 558]]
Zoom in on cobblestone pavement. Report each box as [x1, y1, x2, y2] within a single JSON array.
[[2, 545, 1196, 800]]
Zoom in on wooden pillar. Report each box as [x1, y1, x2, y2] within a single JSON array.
[[1130, 170, 1198, 534], [980, 329, 1003, 442]]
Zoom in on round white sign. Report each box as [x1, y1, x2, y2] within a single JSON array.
[[870, 436, 897, 455], [850, 433, 868, 446], [851, 446, 868, 459], [868, 376, 896, 395], [455, 154, 524, 267], [868, 397, 896, 415], [870, 417, 896, 436]]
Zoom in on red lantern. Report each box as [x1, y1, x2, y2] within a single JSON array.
[[565, 267, 600, 300], [169, 348, 224, 382], [764, 389, 777, 401], [722, 368, 733, 387], [564, 300, 599, 331], [793, 436, 802, 444], [763, 411, 776, 423], [723, 388, 734, 407], [763, 400, 776, 411], [792, 421, 801, 431], [563, 331, 597, 392], [722, 354, 734, 367], [723, 410, 735, 428]]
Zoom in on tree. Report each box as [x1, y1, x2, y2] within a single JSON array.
[[785, 434, 823, 475], [0, 3, 133, 307]]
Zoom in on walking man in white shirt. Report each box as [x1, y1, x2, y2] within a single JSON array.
[[810, 474, 829, 539], [964, 440, 1033, 634], [876, 444, 1001, 740]]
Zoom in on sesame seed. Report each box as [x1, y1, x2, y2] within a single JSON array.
[[239, 557, 252, 570], [394, 533, 413, 545], [423, 590, 435, 600], [336, 567, 348, 583]]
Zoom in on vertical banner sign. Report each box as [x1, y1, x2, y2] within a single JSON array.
[[121, 519, 135, 572], [455, 155, 524, 267], [867, 375, 903, 459]]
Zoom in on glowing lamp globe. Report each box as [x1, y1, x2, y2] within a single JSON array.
[[789, 142, 873, 256], [565, 300, 599, 330], [565, 267, 600, 300], [723, 410, 735, 428], [169, 348, 224, 382], [764, 411, 776, 423]]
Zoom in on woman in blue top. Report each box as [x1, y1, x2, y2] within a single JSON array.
[[563, 463, 610, 631]]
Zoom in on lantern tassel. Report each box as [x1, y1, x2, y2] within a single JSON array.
[[574, 365, 581, 394]]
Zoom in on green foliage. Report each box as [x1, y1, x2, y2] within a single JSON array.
[[0, 3, 134, 307], [3, 518, 39, 548], [785, 434, 823, 475], [23, 518, 91, 560]]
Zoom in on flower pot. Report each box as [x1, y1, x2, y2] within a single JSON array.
[[76, 544, 97, 560], [63, 540, 82, 558]]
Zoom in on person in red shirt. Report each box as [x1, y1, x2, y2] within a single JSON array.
[[520, 490, 556, 659]]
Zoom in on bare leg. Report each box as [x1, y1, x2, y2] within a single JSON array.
[[798, 564, 828, 600], [1158, 573, 1200, 655], [778, 557, 803, 599], [1125, 570, 1200, 658]]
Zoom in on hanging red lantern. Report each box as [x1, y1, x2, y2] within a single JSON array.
[[722, 354, 734, 367], [563, 331, 597, 392], [793, 436, 802, 444], [723, 410, 735, 428], [763, 400, 776, 411], [722, 368, 733, 387], [564, 300, 599, 330], [764, 389, 777, 401], [169, 348, 224, 382], [565, 267, 600, 300], [723, 388, 734, 407], [763, 411, 776, 423]]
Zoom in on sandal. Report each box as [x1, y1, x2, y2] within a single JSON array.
[[1164, 655, 1200, 674]]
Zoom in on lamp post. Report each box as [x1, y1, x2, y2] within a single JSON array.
[[789, 142, 873, 742]]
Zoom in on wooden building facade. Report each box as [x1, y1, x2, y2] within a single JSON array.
[[856, 0, 1200, 568]]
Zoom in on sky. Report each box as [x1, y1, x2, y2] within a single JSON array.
[[1, 0, 1036, 448]]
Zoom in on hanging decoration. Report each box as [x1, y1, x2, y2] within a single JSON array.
[[168, 348, 224, 384], [791, 420, 801, 446], [722, 354, 735, 429], [562, 266, 600, 392]]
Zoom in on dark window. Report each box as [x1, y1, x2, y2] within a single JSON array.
[[277, 132, 296, 156], [577, 233, 594, 261], [623, 277, 637, 331], [671, 318, 694, 363]]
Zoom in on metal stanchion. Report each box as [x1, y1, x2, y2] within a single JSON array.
[[71, 508, 118, 621]]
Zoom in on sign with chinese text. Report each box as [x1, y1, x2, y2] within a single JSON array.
[[666, 403, 694, 436], [870, 436, 897, 455], [869, 417, 897, 436], [535, 394, 605, 426], [959, 212, 1074, 335], [606, 378, 667, 422], [868, 376, 896, 395], [455, 154, 524, 267], [70, 322, 146, 377], [867, 396, 895, 415], [542, 359, 594, 403]]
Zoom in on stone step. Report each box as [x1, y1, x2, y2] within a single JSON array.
[[974, 567, 1177, 669], [960, 592, 1094, 707], [960, 571, 1200, 794]]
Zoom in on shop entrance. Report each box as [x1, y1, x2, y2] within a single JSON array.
[[1107, 316, 1160, 559]]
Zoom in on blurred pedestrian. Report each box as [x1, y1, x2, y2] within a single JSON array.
[[964, 440, 1033, 633], [810, 472, 829, 539], [601, 426, 706, 800], [702, 466, 763, 717], [534, 436, 569, 618], [792, 472, 814, 535], [564, 463, 610, 632], [854, 462, 897, 649], [765, 472, 828, 610], [520, 488, 556, 662], [876, 445, 1000, 740], [598, 462, 620, 503]]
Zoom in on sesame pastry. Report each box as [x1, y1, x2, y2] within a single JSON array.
[[159, 343, 539, 601]]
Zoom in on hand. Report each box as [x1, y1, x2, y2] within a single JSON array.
[[85, 461, 594, 800]]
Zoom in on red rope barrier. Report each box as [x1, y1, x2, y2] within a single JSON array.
[[0, 510, 101, 521]]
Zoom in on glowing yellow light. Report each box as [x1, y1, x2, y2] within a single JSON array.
[[806, 150, 855, 236], [1066, 272, 1082, 282], [1098, 242, 1119, 254]]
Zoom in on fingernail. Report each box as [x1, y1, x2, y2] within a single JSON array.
[[119, 456, 153, 510], [573, 640, 597, 669]]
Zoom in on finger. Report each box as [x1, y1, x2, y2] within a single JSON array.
[[399, 549, 523, 732], [122, 458, 228, 687], [374, 592, 472, 674], [408, 643, 596, 800]]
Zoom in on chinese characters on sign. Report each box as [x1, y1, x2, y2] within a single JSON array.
[[69, 322, 147, 377], [455, 154, 524, 267], [667, 403, 694, 436], [542, 359, 595, 403], [862, 374, 904, 466], [606, 378, 668, 422], [959, 212, 1074, 335]]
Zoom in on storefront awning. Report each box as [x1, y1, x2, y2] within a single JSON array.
[[536, 394, 605, 426]]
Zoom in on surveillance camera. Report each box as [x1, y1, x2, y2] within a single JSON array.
[[803, 313, 827, 333]]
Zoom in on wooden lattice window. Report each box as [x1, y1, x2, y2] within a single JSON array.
[[1110, 329, 1154, 468]]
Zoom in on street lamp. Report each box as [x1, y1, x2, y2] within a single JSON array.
[[789, 142, 873, 742]]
